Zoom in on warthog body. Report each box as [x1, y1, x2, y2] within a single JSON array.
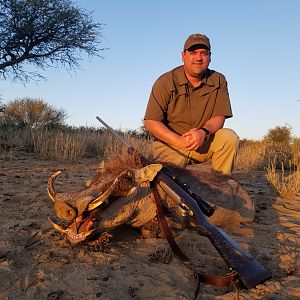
[[48, 156, 254, 245]]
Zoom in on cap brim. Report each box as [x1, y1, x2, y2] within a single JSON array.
[[186, 43, 210, 50]]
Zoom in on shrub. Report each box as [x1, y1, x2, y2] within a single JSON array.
[[0, 97, 66, 129], [235, 139, 296, 172], [235, 140, 268, 171], [263, 125, 293, 144]]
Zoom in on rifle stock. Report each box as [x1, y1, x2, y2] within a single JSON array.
[[157, 172, 271, 288], [96, 116, 271, 288]]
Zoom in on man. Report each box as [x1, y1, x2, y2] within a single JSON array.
[[144, 33, 239, 175]]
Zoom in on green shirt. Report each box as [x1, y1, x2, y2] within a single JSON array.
[[144, 66, 233, 135]]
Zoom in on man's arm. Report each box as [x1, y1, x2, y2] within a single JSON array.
[[201, 115, 225, 134], [144, 119, 190, 149]]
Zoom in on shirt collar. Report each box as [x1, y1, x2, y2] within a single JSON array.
[[201, 69, 215, 87]]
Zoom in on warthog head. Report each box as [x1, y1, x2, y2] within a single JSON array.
[[47, 158, 162, 245]]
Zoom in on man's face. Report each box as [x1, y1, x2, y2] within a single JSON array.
[[182, 45, 211, 79]]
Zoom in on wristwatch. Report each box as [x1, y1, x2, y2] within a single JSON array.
[[199, 127, 210, 141]]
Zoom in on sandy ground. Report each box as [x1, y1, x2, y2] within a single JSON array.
[[0, 152, 299, 300]]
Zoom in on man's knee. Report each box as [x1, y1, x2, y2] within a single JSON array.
[[210, 128, 239, 175], [215, 128, 239, 149]]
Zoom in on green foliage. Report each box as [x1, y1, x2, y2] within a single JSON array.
[[0, 97, 67, 128], [263, 125, 293, 144]]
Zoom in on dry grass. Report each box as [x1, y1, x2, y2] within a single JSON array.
[[0, 126, 31, 150], [236, 139, 300, 197], [31, 129, 88, 160], [235, 140, 268, 171], [0, 126, 31, 161], [266, 160, 300, 198], [291, 139, 300, 167], [235, 140, 296, 172], [0, 125, 153, 162], [1, 124, 299, 197], [30, 128, 153, 161]]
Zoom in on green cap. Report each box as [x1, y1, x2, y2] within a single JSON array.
[[184, 34, 211, 51]]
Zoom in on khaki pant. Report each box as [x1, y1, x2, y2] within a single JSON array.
[[153, 128, 239, 175]]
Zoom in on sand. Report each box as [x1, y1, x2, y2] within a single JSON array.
[[0, 152, 299, 299]]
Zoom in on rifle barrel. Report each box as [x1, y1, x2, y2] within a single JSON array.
[[96, 116, 132, 148]]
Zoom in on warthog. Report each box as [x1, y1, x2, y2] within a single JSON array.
[[48, 156, 255, 245]]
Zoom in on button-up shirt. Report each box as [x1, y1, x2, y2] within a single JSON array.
[[144, 66, 233, 135]]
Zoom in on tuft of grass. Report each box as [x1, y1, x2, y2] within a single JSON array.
[[235, 140, 298, 172], [291, 139, 300, 168], [30, 128, 153, 162], [0, 126, 32, 151], [266, 160, 300, 198], [102, 131, 153, 161], [31, 129, 88, 161], [235, 140, 268, 171]]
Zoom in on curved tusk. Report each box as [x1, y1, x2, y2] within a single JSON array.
[[48, 218, 68, 234], [67, 228, 97, 244], [81, 228, 97, 238], [47, 171, 62, 203], [87, 177, 120, 211]]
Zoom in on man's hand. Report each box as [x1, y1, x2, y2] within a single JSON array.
[[145, 116, 225, 152], [182, 128, 206, 151], [144, 120, 206, 151]]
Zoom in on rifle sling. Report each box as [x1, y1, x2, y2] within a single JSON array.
[[150, 183, 238, 299]]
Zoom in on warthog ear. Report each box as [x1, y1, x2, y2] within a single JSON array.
[[135, 164, 163, 183]]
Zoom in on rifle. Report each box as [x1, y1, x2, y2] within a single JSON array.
[[96, 116, 215, 217], [96, 116, 271, 289]]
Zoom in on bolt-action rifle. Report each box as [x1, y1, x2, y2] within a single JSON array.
[[96, 116, 271, 290]]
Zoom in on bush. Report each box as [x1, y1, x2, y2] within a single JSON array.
[[235, 138, 297, 172], [235, 140, 268, 171], [263, 125, 293, 144], [0, 97, 66, 128]]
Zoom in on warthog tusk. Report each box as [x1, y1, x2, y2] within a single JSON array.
[[47, 171, 62, 203], [67, 228, 97, 244], [81, 228, 97, 238], [48, 218, 68, 234]]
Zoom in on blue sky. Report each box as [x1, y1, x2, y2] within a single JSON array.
[[1, 0, 299, 139]]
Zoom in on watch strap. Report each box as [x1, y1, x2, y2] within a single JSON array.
[[200, 127, 210, 140]]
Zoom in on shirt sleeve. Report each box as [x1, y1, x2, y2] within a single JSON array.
[[144, 75, 171, 121], [212, 74, 233, 118]]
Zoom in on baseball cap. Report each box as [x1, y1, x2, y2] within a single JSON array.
[[183, 34, 211, 51]]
